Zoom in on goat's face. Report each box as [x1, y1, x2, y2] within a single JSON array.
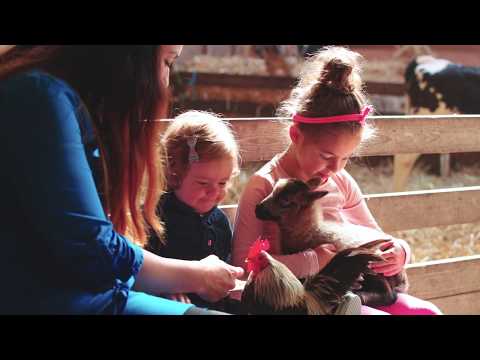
[[255, 178, 328, 223]]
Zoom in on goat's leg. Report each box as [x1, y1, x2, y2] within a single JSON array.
[[356, 290, 398, 307], [355, 274, 398, 307]]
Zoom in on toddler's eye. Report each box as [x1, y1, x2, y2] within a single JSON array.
[[164, 60, 174, 69], [219, 182, 227, 187]]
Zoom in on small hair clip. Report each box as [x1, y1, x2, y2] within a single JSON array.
[[187, 136, 199, 163]]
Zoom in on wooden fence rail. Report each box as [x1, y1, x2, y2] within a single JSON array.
[[158, 115, 480, 161]]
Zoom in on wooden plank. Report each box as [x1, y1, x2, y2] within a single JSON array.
[[156, 118, 290, 162], [365, 115, 480, 156], [230, 119, 291, 162], [220, 186, 480, 232], [176, 71, 295, 89], [175, 71, 405, 96], [364, 82, 405, 96], [156, 116, 480, 162], [406, 255, 480, 314], [365, 186, 480, 232], [406, 255, 480, 299], [247, 115, 480, 157], [425, 291, 480, 315], [182, 85, 288, 105]]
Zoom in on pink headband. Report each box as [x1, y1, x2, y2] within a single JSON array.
[[293, 105, 373, 126]]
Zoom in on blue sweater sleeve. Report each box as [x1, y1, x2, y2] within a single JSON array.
[[1, 73, 143, 289]]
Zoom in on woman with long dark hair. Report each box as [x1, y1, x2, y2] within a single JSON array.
[[0, 45, 243, 314]]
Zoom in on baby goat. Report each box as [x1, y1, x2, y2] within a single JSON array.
[[255, 177, 409, 307]]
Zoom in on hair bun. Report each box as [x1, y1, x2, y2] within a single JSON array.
[[320, 59, 353, 94]]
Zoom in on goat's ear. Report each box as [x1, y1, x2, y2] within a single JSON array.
[[308, 191, 328, 202], [306, 177, 323, 189]]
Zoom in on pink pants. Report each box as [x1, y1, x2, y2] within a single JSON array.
[[360, 293, 443, 315]]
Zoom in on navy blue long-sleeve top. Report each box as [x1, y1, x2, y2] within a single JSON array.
[[0, 70, 144, 314], [148, 192, 232, 263], [147, 191, 232, 308]]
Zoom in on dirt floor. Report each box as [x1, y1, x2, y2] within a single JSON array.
[[223, 156, 480, 263]]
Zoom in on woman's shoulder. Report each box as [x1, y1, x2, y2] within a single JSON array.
[[0, 70, 87, 135], [1, 70, 78, 104]]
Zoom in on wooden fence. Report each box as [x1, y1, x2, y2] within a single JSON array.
[[158, 115, 480, 314]]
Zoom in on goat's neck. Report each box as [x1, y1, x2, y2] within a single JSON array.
[[279, 205, 323, 251]]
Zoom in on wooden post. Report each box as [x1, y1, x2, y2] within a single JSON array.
[[393, 153, 420, 192], [440, 153, 451, 177]]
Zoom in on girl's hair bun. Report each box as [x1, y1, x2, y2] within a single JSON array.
[[320, 59, 353, 94]]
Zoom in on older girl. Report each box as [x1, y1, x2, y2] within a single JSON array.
[[232, 46, 442, 315]]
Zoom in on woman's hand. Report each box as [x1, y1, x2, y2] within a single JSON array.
[[369, 240, 406, 277], [196, 255, 244, 303], [313, 243, 337, 271]]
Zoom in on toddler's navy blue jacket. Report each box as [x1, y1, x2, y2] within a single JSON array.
[[147, 192, 233, 309], [148, 192, 232, 264]]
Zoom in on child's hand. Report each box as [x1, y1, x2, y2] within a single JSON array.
[[314, 243, 337, 271], [369, 240, 406, 277], [167, 293, 192, 304]]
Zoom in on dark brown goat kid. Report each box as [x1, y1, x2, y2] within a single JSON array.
[[255, 177, 409, 307]]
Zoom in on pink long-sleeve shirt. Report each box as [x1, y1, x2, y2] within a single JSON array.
[[231, 154, 412, 279]]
